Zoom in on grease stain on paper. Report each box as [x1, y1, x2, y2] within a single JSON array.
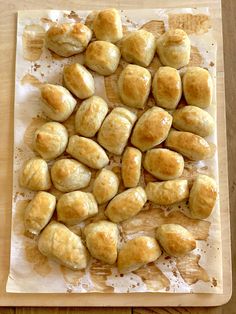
[[22, 24, 45, 61]]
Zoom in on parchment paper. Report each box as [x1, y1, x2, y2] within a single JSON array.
[[6, 8, 222, 293]]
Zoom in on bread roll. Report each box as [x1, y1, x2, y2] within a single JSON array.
[[122, 147, 142, 187], [118, 64, 151, 109], [24, 192, 56, 235]]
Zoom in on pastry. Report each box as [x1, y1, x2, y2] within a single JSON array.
[[131, 107, 172, 152], [143, 148, 184, 180], [98, 107, 137, 155], [57, 191, 98, 225], [105, 187, 147, 223], [93, 169, 119, 204], [33, 122, 68, 160], [38, 221, 89, 270], [156, 224, 196, 257], [118, 64, 151, 109], [19, 157, 51, 191], [84, 220, 119, 264], [156, 29, 190, 69], [24, 192, 56, 235], [63, 63, 95, 99], [85, 41, 121, 75], [189, 174, 217, 219], [183, 67, 213, 108], [165, 129, 213, 161], [117, 236, 161, 274], [152, 66, 182, 109], [93, 8, 123, 43], [119, 30, 156, 67], [45, 22, 92, 57], [66, 135, 109, 169], [51, 159, 91, 192], [146, 179, 189, 205], [41, 84, 77, 122], [75, 96, 108, 137], [172, 106, 214, 137], [85, 10, 98, 32], [121, 147, 142, 187]]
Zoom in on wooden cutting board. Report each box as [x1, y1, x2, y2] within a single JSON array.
[[0, 0, 231, 307]]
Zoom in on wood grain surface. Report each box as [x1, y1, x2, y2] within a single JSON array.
[[0, 0, 234, 312]]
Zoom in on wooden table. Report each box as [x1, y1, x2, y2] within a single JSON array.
[[0, 0, 235, 313]]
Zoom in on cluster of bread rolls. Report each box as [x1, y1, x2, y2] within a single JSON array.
[[19, 8, 217, 274]]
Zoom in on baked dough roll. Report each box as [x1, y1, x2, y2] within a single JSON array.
[[85, 10, 98, 32], [183, 67, 213, 108], [93, 169, 119, 204], [93, 8, 123, 43], [146, 179, 189, 205], [45, 22, 92, 57], [41, 84, 77, 122], [63, 63, 95, 99], [57, 191, 98, 225], [152, 66, 182, 109], [84, 220, 119, 264], [172, 106, 214, 137], [189, 174, 217, 219], [66, 135, 109, 169], [105, 187, 147, 223], [118, 64, 151, 109], [98, 107, 137, 155], [156, 224, 196, 257], [19, 157, 51, 191], [156, 29, 190, 69], [122, 147, 142, 188], [131, 107, 172, 152], [51, 159, 91, 192], [85, 41, 121, 76], [38, 221, 89, 270], [165, 129, 213, 161], [120, 30, 156, 67], [24, 192, 56, 235], [75, 96, 108, 137], [143, 148, 184, 180], [33, 122, 68, 160], [117, 236, 161, 274]]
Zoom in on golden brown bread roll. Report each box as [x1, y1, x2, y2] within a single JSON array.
[[93, 8, 123, 43], [165, 129, 214, 161], [98, 107, 137, 155], [146, 179, 189, 205], [172, 106, 214, 137], [131, 107, 172, 152], [93, 169, 119, 204], [38, 221, 89, 270], [41, 84, 77, 122], [66, 135, 109, 169], [152, 66, 182, 109], [156, 224, 196, 257], [33, 122, 68, 160], [63, 63, 95, 99], [156, 29, 190, 69], [51, 159, 91, 192], [105, 187, 147, 223], [143, 148, 184, 180], [57, 191, 98, 225], [85, 41, 121, 76], [189, 174, 217, 219], [24, 192, 56, 235], [85, 11, 98, 32], [117, 236, 161, 274], [119, 30, 156, 67], [183, 67, 213, 108], [19, 158, 51, 191], [121, 147, 142, 188], [118, 64, 151, 109], [45, 22, 92, 57], [84, 220, 119, 264], [75, 96, 108, 137]]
